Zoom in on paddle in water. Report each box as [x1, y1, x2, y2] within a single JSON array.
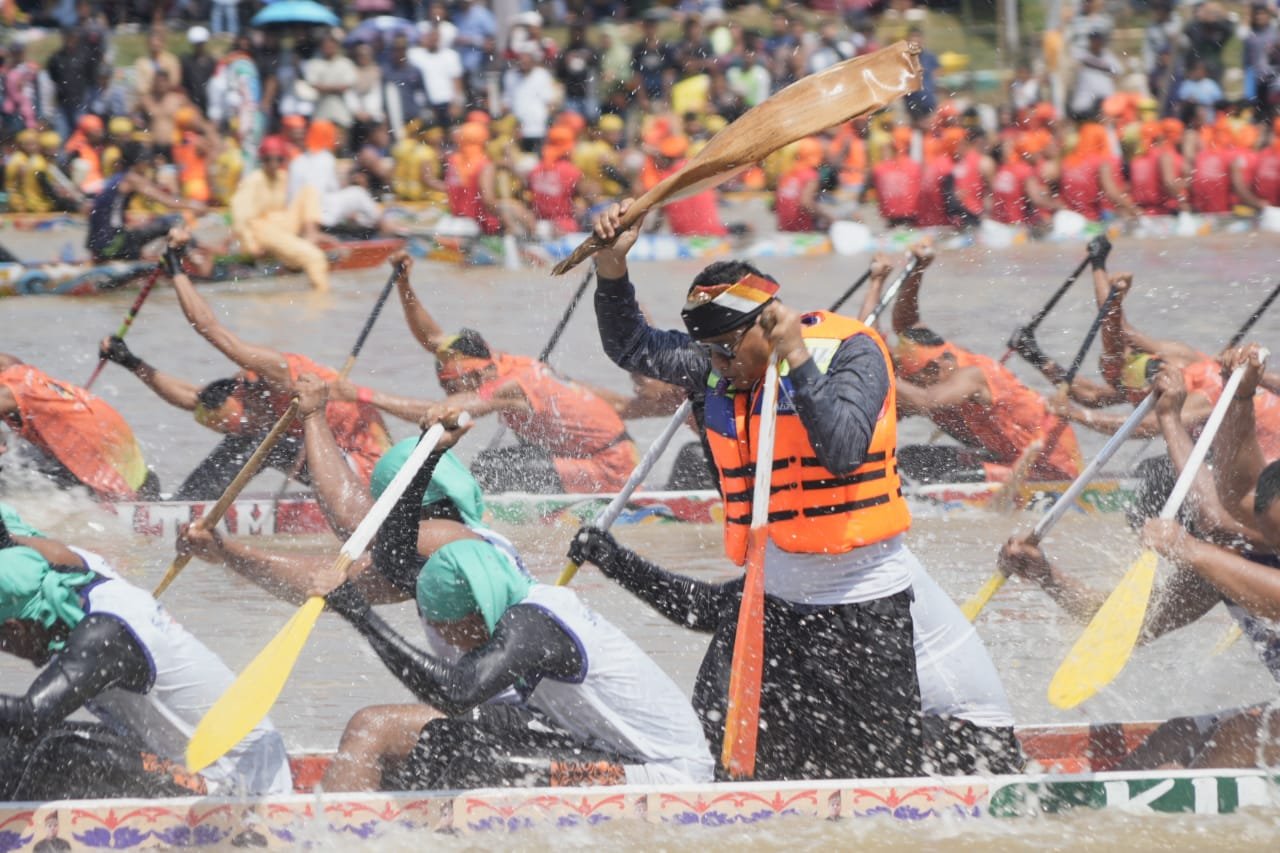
[[83, 263, 164, 390], [152, 398, 301, 598], [551, 42, 921, 275], [1047, 362, 1254, 709], [186, 416, 466, 773], [558, 398, 694, 586], [961, 393, 1159, 621], [722, 353, 780, 779], [1001, 236, 1109, 366]]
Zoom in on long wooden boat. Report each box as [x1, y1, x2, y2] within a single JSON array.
[[1, 721, 1272, 849], [101, 479, 1138, 539], [0, 240, 405, 298]]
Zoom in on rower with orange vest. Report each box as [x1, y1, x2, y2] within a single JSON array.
[[643, 135, 729, 237], [332, 252, 637, 494], [586, 198, 925, 781], [1254, 118, 1280, 207], [171, 107, 214, 203], [96, 230, 390, 500], [1189, 125, 1236, 214], [64, 114, 105, 195], [1059, 122, 1138, 220], [0, 354, 155, 501], [886, 240, 1082, 484], [774, 137, 831, 233], [990, 132, 1061, 226], [1129, 120, 1187, 215], [444, 121, 503, 235], [917, 127, 983, 228], [527, 126, 588, 236], [871, 126, 921, 226]]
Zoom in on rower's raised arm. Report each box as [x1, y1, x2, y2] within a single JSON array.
[[296, 374, 373, 539], [891, 238, 933, 334], [99, 336, 201, 411], [391, 253, 447, 355], [167, 233, 292, 387]]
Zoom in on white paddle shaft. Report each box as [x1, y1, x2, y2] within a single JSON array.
[[1031, 394, 1157, 544], [1159, 366, 1248, 521], [751, 356, 782, 526], [338, 415, 469, 560], [595, 399, 693, 532], [863, 255, 919, 326]]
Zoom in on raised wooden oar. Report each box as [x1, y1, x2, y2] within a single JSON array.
[[961, 393, 1159, 621], [1047, 364, 1253, 709], [186, 418, 462, 773], [558, 398, 693, 586], [1225, 279, 1280, 350], [84, 265, 163, 390], [1000, 239, 1102, 366], [551, 42, 921, 275], [485, 264, 596, 452], [153, 399, 300, 598], [338, 264, 403, 380], [722, 354, 780, 779], [828, 268, 872, 313]]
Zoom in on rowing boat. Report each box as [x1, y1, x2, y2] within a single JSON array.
[[103, 479, 1138, 539], [0, 721, 1271, 849]]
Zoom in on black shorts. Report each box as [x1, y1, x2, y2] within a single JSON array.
[[388, 704, 626, 791], [923, 716, 1025, 775], [90, 215, 182, 262], [696, 590, 925, 781]]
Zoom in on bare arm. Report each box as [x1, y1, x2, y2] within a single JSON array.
[[1212, 348, 1269, 526], [858, 255, 892, 333], [1099, 161, 1137, 217], [894, 367, 989, 416], [1160, 151, 1189, 211], [1144, 520, 1280, 622], [1231, 157, 1266, 211], [392, 255, 447, 355], [890, 241, 933, 334], [301, 395, 373, 541], [132, 361, 202, 411]]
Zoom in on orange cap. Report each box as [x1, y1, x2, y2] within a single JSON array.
[[457, 122, 489, 147], [555, 111, 587, 136], [1161, 118, 1185, 143], [940, 126, 965, 158], [1016, 130, 1048, 159], [643, 116, 672, 147], [281, 114, 307, 130], [175, 106, 199, 129], [659, 134, 689, 159], [794, 137, 823, 168], [891, 126, 913, 153], [259, 136, 289, 160], [1031, 102, 1056, 127], [78, 114, 104, 134], [306, 119, 338, 152], [466, 110, 491, 125], [542, 126, 575, 161], [1073, 123, 1108, 159], [1139, 120, 1162, 149]]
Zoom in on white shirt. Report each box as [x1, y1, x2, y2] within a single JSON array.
[[304, 54, 358, 126], [408, 46, 463, 107], [502, 66, 558, 140], [762, 533, 914, 605], [286, 149, 339, 201]]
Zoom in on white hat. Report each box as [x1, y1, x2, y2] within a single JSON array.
[[188, 25, 210, 44], [515, 10, 542, 27]]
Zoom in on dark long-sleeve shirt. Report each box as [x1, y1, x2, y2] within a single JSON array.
[[595, 272, 890, 475]]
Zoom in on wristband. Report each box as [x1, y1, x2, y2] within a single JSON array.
[[357, 386, 374, 405], [164, 246, 184, 277]]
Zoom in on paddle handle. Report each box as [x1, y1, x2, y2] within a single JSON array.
[[722, 354, 779, 779], [863, 254, 918, 326], [558, 398, 693, 587], [339, 267, 401, 381], [84, 265, 163, 390], [828, 268, 872, 313], [153, 399, 301, 598], [1159, 365, 1249, 520], [1029, 393, 1158, 545], [1226, 280, 1280, 350]]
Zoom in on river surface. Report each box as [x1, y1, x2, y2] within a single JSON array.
[[2, 225, 1280, 847]]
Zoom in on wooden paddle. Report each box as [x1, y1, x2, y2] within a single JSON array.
[[84, 265, 163, 390], [558, 398, 693, 586], [551, 42, 921, 275], [485, 264, 596, 452], [186, 418, 462, 773], [1047, 363, 1253, 709], [1000, 239, 1102, 366], [152, 399, 300, 598], [961, 393, 1159, 621], [1225, 279, 1280, 350], [722, 354, 780, 779]]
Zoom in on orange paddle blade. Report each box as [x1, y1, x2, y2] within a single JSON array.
[[721, 526, 767, 779]]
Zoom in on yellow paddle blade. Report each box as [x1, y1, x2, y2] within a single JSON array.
[[187, 596, 325, 773], [556, 560, 581, 587], [1048, 550, 1158, 709], [960, 573, 1007, 622], [1212, 624, 1244, 656]]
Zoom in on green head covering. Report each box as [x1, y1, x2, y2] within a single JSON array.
[[0, 503, 44, 538], [371, 440, 486, 527], [416, 539, 533, 633], [0, 546, 94, 650]]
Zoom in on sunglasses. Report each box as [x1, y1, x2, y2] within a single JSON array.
[[696, 323, 753, 360]]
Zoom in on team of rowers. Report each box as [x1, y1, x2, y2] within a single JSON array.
[[3, 207, 1280, 797]]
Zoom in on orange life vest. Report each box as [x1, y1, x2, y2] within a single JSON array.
[[928, 348, 1082, 481], [0, 364, 147, 499], [1183, 359, 1280, 461], [210, 353, 391, 485], [703, 312, 912, 566], [64, 132, 103, 192], [173, 130, 211, 203]]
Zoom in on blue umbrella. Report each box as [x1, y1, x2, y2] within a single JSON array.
[[344, 16, 417, 45], [251, 0, 340, 28]]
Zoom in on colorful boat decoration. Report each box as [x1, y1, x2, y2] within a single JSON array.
[[0, 259, 158, 298], [0, 722, 1272, 850], [101, 479, 1138, 539]]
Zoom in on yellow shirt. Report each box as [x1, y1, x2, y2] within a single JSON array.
[[5, 152, 30, 212], [572, 140, 622, 197], [671, 74, 709, 117]]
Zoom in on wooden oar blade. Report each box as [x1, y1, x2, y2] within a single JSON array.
[[1047, 550, 1158, 709], [551, 42, 921, 275], [187, 597, 325, 773], [721, 526, 767, 778], [960, 573, 1007, 622]]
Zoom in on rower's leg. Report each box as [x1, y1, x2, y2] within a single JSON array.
[[322, 704, 443, 793], [1189, 704, 1280, 769]]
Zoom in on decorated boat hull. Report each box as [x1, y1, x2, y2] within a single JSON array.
[[0, 260, 157, 298], [101, 480, 1138, 539]]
